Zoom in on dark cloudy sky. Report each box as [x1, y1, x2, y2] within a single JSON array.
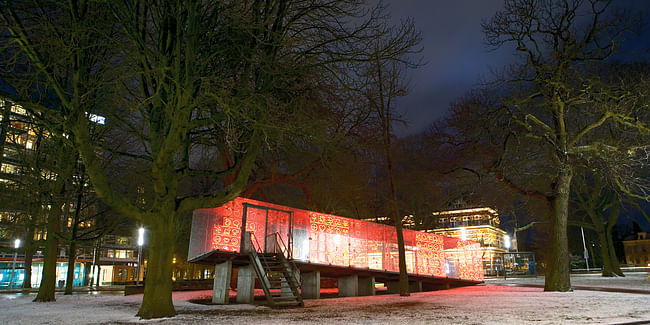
[[388, 0, 650, 136]]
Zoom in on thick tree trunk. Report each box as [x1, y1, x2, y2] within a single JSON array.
[[394, 211, 409, 296], [598, 231, 613, 277], [65, 179, 84, 294], [95, 265, 101, 287], [64, 242, 77, 294], [92, 240, 101, 287], [137, 212, 176, 319], [544, 167, 572, 292], [35, 140, 72, 302], [22, 225, 35, 289], [606, 226, 623, 276], [34, 205, 62, 301]]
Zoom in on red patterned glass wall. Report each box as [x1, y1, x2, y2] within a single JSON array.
[[189, 197, 483, 282]]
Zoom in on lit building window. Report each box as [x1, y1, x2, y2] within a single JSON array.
[[1, 163, 20, 174], [87, 113, 106, 125], [10, 104, 26, 115]]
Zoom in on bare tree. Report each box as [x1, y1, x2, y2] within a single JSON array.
[[482, 0, 649, 291], [1, 0, 423, 318], [363, 22, 421, 295]]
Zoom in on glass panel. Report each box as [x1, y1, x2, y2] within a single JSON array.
[[292, 210, 310, 261], [266, 209, 291, 255], [365, 222, 385, 271], [349, 220, 368, 268], [189, 197, 485, 281], [415, 232, 445, 277], [245, 206, 267, 253], [308, 212, 350, 266]]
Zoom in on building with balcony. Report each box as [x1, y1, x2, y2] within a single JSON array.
[[427, 207, 510, 276]]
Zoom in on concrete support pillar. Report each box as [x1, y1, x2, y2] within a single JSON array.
[[358, 276, 375, 296], [386, 280, 399, 294], [236, 264, 256, 304], [409, 280, 422, 293], [241, 232, 251, 253], [302, 272, 320, 299], [338, 274, 359, 297], [212, 260, 232, 304]]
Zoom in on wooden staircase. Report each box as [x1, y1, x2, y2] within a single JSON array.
[[248, 233, 303, 308]]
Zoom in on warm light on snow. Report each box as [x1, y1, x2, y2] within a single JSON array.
[[1, 274, 649, 324]]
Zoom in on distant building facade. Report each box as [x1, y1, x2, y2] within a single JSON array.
[[427, 207, 510, 276], [623, 232, 650, 266], [362, 207, 517, 276]]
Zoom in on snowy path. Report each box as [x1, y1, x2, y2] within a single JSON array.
[[1, 274, 649, 324]]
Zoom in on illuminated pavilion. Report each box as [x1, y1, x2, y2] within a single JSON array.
[[189, 197, 484, 307]]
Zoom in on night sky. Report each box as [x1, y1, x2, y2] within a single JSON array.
[[387, 0, 650, 136]]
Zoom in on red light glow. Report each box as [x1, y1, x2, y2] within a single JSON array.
[[190, 198, 484, 282]]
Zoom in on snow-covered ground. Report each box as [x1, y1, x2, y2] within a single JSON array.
[[487, 271, 650, 291], [1, 273, 649, 324]]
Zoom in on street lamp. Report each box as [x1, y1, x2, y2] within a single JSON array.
[[136, 227, 144, 285], [9, 239, 20, 289], [504, 234, 511, 251]]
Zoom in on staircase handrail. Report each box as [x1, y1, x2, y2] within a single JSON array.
[[245, 232, 274, 306], [266, 232, 292, 259], [266, 232, 301, 284], [248, 233, 274, 276], [249, 232, 263, 254]]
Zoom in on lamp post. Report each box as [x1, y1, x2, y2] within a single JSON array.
[[9, 239, 20, 289], [581, 227, 590, 272], [503, 235, 511, 279], [136, 227, 144, 285]]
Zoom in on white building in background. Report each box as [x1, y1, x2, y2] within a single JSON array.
[[428, 207, 510, 276]]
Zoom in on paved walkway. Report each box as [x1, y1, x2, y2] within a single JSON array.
[[485, 271, 650, 295]]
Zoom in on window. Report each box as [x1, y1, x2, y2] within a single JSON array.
[[1, 163, 19, 174], [115, 250, 129, 259], [34, 230, 47, 240], [11, 104, 26, 115]]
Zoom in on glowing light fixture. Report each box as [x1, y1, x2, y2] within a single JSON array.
[[504, 235, 511, 250], [14, 239, 21, 249], [136, 227, 145, 285]]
